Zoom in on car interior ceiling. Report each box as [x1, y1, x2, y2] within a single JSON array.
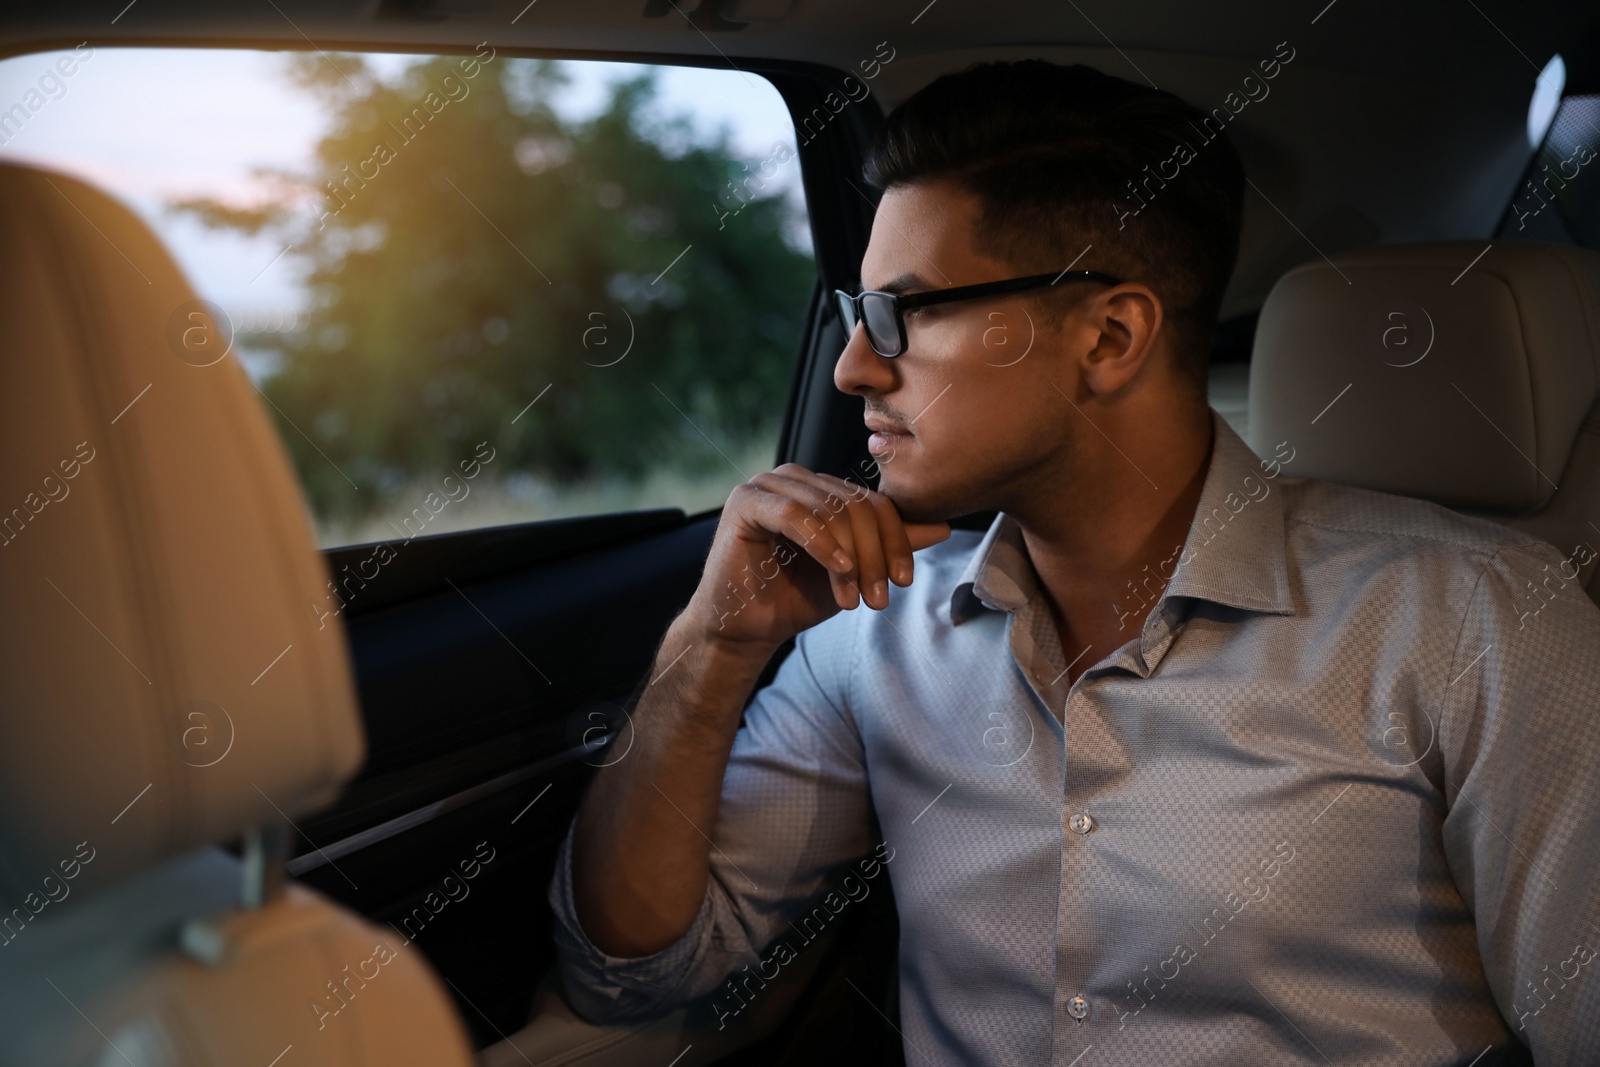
[[1, 2, 1597, 1065]]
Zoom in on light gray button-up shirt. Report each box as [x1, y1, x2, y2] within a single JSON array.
[[549, 413, 1600, 1066]]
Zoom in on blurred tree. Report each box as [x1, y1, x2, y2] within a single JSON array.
[[172, 52, 813, 520]]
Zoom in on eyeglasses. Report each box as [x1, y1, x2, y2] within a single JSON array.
[[833, 269, 1124, 358]]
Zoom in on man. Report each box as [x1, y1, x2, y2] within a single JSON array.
[[549, 60, 1600, 1065]]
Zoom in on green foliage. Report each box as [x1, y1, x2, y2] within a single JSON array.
[[174, 53, 813, 520]]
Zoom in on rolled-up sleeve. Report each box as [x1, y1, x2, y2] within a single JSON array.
[[1439, 542, 1600, 1065], [547, 606, 875, 1023]]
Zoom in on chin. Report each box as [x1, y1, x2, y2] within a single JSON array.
[[877, 473, 976, 526]]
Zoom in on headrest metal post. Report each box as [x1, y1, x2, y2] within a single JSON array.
[[241, 820, 292, 909]]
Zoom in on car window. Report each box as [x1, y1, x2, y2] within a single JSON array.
[[1499, 91, 1599, 247], [0, 47, 812, 546]]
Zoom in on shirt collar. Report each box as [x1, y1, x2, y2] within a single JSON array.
[[948, 411, 1294, 626], [1162, 412, 1295, 615], [949, 509, 1036, 622]]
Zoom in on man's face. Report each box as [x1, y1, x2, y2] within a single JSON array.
[[834, 179, 1092, 523]]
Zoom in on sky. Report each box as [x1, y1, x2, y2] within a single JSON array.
[[0, 46, 804, 317]]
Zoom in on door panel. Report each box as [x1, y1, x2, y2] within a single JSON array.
[[291, 510, 716, 1045]]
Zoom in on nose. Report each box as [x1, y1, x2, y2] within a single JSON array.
[[834, 319, 898, 397]]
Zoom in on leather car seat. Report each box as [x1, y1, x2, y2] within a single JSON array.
[[1248, 239, 1600, 602], [0, 161, 476, 1067]]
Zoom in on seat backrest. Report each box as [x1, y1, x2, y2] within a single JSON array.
[[0, 162, 475, 1065], [1248, 239, 1600, 603]]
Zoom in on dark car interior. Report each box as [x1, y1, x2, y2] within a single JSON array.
[[0, 2, 1597, 1065]]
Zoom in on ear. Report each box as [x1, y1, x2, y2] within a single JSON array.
[[1079, 284, 1165, 397]]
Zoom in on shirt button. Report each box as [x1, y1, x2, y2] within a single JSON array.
[[1068, 811, 1096, 835], [1067, 994, 1090, 1020]]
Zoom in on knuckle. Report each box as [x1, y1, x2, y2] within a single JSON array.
[[781, 500, 816, 531]]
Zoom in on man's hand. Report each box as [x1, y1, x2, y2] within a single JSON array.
[[569, 464, 947, 959], [684, 463, 951, 654]]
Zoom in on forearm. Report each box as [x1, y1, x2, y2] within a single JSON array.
[[570, 611, 776, 957]]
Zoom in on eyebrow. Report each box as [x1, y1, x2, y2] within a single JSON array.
[[859, 272, 929, 296]]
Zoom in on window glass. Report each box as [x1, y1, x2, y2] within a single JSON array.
[[1498, 93, 1600, 248], [0, 48, 812, 545]]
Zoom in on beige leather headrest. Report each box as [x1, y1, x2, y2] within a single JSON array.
[[0, 163, 364, 904], [1248, 240, 1600, 513]]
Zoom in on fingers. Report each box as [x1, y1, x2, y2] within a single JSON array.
[[741, 472, 860, 611], [739, 464, 944, 612], [905, 521, 953, 552], [807, 470, 928, 597], [752, 469, 868, 610], [768, 466, 915, 609], [838, 478, 889, 609], [805, 471, 899, 608], [865, 490, 915, 586]]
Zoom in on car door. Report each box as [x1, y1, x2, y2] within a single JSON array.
[[263, 57, 899, 1056], [0, 40, 905, 1058]]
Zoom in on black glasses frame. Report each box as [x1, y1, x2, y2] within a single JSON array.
[[833, 269, 1124, 358]]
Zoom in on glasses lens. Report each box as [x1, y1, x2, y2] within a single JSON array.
[[860, 293, 902, 356]]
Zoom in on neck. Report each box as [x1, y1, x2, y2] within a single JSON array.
[[1009, 398, 1214, 673]]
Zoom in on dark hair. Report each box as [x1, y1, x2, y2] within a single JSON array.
[[863, 60, 1245, 389]]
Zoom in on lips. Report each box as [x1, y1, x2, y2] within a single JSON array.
[[864, 414, 911, 457]]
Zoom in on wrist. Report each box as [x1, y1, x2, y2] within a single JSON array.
[[666, 609, 779, 673], [636, 615, 775, 741]]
